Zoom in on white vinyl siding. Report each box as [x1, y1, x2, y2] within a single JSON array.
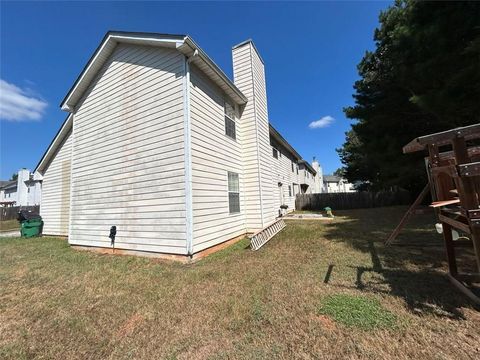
[[189, 65, 246, 253], [269, 142, 299, 212], [40, 131, 72, 236], [69, 44, 187, 254]]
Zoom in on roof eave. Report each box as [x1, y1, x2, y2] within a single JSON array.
[[269, 124, 302, 160], [269, 124, 317, 175], [179, 37, 247, 105], [61, 31, 247, 112], [35, 114, 73, 174], [298, 160, 317, 176]]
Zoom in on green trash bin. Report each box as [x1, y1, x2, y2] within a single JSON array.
[[17, 210, 43, 238], [20, 219, 43, 238]]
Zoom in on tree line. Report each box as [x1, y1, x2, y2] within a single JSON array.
[[338, 0, 480, 194]]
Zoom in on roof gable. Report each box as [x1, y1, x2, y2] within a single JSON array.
[[61, 31, 247, 112]]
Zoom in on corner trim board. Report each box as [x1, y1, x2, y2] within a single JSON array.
[[68, 115, 75, 243], [183, 55, 194, 255]]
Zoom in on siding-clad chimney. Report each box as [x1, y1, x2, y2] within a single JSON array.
[[312, 158, 324, 193], [232, 40, 275, 231], [16, 168, 30, 206]]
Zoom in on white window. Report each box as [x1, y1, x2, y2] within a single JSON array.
[[288, 185, 292, 197], [291, 161, 294, 172], [228, 172, 240, 214], [224, 101, 236, 140]]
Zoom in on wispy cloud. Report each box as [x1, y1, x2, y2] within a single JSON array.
[[308, 115, 335, 129], [0, 79, 48, 121]]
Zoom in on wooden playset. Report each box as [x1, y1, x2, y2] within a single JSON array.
[[387, 124, 480, 305]]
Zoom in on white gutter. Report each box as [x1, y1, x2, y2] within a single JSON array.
[[184, 49, 198, 256]]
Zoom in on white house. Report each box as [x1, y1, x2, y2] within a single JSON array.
[[0, 169, 42, 206], [323, 175, 356, 193], [35, 31, 318, 259]]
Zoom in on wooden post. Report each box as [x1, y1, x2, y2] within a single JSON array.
[[452, 137, 480, 272], [441, 222, 458, 276], [385, 184, 430, 246]]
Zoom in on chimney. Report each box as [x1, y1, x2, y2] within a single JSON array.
[[16, 168, 30, 206], [232, 40, 275, 230], [312, 158, 324, 194]]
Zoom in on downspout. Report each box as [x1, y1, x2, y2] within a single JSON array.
[[184, 49, 198, 256]]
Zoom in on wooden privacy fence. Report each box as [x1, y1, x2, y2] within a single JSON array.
[[295, 190, 411, 211], [0, 206, 40, 221]]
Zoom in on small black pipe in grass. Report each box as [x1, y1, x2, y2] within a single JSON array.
[[324, 264, 335, 284]]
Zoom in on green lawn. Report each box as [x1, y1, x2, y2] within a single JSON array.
[[1, 207, 479, 359]]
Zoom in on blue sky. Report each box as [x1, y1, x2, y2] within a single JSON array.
[[0, 1, 390, 179]]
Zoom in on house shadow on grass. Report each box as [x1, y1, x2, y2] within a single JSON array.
[[321, 207, 478, 319]]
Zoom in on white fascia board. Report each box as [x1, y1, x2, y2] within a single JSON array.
[[35, 114, 73, 174]]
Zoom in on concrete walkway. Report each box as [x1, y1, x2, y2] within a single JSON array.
[[283, 213, 334, 220], [0, 230, 20, 238]]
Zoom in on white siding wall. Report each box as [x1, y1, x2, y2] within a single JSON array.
[[299, 167, 316, 194], [1, 188, 17, 204], [270, 144, 299, 213], [232, 42, 275, 232], [70, 44, 187, 254], [189, 65, 246, 252], [26, 182, 42, 205], [325, 180, 356, 193], [41, 131, 72, 236]]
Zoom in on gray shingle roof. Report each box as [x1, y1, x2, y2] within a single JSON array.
[[323, 175, 342, 182], [0, 180, 16, 190]]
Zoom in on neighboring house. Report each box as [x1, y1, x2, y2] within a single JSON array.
[[35, 31, 318, 258], [323, 175, 356, 193], [0, 169, 42, 206]]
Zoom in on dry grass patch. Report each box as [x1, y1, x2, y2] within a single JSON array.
[[1, 207, 479, 359], [0, 220, 18, 232]]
